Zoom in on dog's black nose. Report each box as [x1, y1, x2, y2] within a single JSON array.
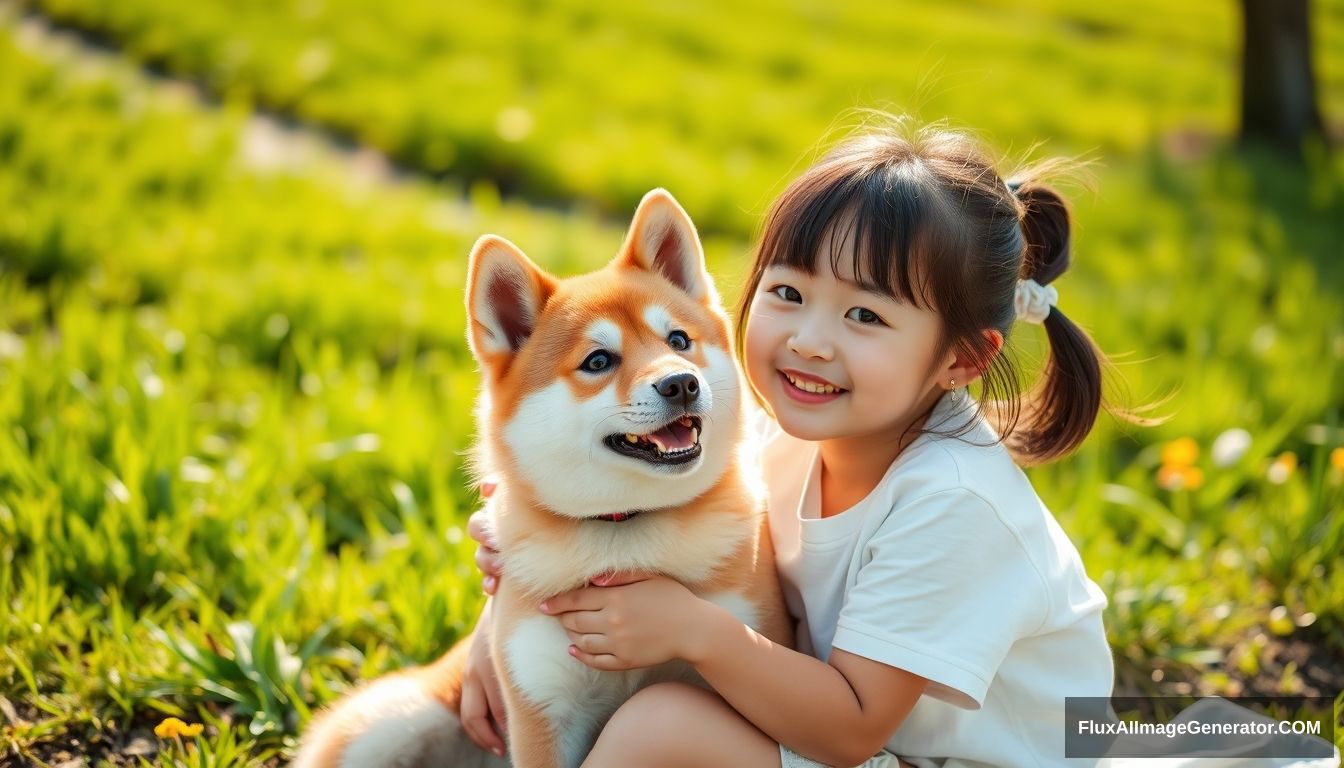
[[654, 372, 700, 407]]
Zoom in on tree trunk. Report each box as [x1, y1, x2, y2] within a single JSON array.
[[1239, 0, 1323, 153]]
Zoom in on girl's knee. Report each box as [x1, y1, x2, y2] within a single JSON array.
[[588, 682, 714, 765], [608, 682, 711, 737]]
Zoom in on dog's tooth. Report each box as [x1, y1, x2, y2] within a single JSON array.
[[692, 426, 700, 444], [626, 434, 639, 443]]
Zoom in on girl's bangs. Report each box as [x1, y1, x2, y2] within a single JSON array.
[[761, 162, 947, 310]]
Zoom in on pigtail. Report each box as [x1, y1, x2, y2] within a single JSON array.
[[1005, 181, 1104, 465]]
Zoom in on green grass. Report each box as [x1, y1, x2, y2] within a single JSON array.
[[18, 0, 1344, 236], [2, 0, 1343, 763]]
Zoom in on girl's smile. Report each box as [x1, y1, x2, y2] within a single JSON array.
[[779, 369, 847, 402]]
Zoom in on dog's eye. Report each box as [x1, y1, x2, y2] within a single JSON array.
[[668, 330, 691, 351], [580, 350, 616, 373]]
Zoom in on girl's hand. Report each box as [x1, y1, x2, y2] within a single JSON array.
[[469, 480, 502, 595], [540, 574, 709, 671], [458, 616, 508, 758]]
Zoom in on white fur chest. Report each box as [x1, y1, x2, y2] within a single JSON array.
[[503, 615, 655, 768], [500, 592, 759, 768]]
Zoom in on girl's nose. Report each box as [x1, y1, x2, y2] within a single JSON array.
[[787, 325, 834, 361]]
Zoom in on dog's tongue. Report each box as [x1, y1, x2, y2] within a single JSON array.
[[651, 419, 695, 451]]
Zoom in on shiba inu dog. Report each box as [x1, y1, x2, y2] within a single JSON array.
[[296, 189, 791, 768]]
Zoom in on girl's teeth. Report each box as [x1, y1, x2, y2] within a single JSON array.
[[786, 374, 838, 394]]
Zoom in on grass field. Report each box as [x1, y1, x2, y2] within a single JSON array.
[[1, 0, 1342, 764], [19, 0, 1344, 235]]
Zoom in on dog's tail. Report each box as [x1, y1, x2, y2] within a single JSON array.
[[294, 636, 509, 768]]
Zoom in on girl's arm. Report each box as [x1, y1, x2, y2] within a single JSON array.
[[544, 577, 927, 767], [688, 599, 928, 766]]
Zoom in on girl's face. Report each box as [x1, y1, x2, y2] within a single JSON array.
[[744, 237, 951, 445]]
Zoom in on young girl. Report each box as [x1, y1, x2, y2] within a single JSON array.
[[462, 123, 1118, 767]]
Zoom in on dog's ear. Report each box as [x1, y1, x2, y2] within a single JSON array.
[[616, 189, 716, 304], [466, 235, 555, 372]]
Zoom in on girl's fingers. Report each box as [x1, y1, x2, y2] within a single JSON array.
[[467, 509, 498, 549], [557, 611, 601, 634], [460, 676, 507, 757], [564, 630, 610, 655], [474, 545, 501, 580], [568, 645, 626, 671], [482, 668, 508, 741], [468, 509, 502, 586], [539, 588, 603, 615]]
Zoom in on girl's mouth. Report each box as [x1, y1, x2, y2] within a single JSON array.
[[778, 370, 846, 403]]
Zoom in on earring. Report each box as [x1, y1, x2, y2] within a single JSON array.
[[949, 378, 957, 389]]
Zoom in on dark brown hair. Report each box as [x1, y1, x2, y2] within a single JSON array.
[[735, 123, 1117, 465]]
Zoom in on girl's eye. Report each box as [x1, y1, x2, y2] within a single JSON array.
[[668, 330, 691, 351], [768, 285, 802, 303], [580, 350, 617, 373], [846, 307, 884, 325]]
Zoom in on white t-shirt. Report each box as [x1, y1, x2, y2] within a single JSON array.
[[756, 391, 1113, 767]]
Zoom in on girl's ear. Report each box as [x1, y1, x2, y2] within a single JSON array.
[[942, 329, 1004, 390], [616, 188, 717, 305], [465, 235, 556, 375]]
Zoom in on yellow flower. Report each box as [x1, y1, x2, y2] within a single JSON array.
[[1331, 447, 1344, 471], [1157, 463, 1204, 491], [1161, 437, 1199, 467], [1183, 465, 1205, 490], [155, 717, 204, 739]]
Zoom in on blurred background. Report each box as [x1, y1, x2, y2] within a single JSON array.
[[0, 0, 1340, 763]]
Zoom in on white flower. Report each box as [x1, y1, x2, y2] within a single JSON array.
[[1211, 428, 1251, 467]]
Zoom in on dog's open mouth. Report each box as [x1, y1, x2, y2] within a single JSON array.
[[604, 416, 702, 466]]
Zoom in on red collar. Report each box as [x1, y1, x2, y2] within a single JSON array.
[[594, 510, 644, 522]]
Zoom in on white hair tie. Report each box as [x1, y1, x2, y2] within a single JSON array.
[[1015, 279, 1058, 324]]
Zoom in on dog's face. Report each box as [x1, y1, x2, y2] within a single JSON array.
[[466, 190, 743, 519]]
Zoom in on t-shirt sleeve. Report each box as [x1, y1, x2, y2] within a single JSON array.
[[830, 489, 1048, 710]]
